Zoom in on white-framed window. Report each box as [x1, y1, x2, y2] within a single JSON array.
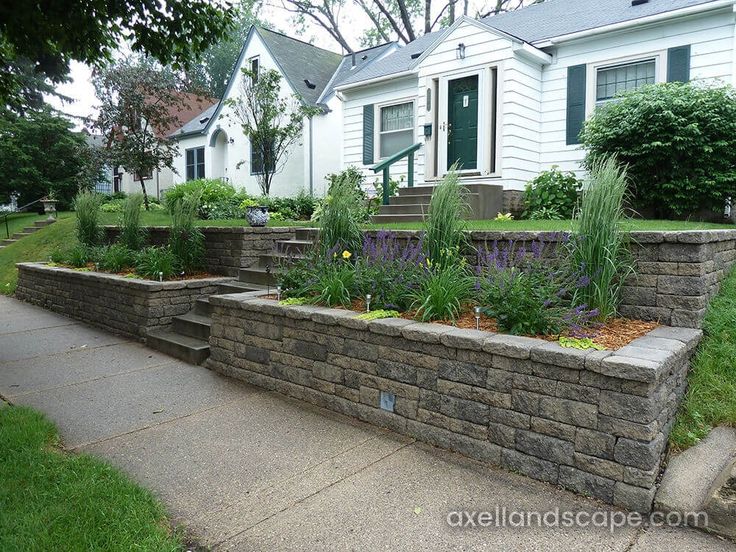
[[595, 59, 656, 105], [185, 147, 205, 180], [378, 101, 415, 159], [249, 56, 260, 83]]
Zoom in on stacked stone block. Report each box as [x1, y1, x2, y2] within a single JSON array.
[[16, 263, 230, 339], [207, 295, 701, 512]]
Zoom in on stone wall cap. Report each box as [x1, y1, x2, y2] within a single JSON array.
[[400, 322, 454, 343], [530, 340, 592, 369], [367, 317, 415, 336], [482, 334, 540, 359], [646, 326, 702, 351], [440, 327, 490, 351], [595, 355, 661, 383]]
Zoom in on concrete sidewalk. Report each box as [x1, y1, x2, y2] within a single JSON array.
[[0, 295, 732, 551]]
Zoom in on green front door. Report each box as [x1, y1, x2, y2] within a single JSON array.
[[447, 75, 479, 171]]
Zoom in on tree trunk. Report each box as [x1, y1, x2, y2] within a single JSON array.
[[139, 177, 150, 211], [424, 0, 432, 33]]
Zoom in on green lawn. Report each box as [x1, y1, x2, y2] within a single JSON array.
[[0, 405, 183, 551], [670, 267, 736, 451], [1, 211, 50, 240]]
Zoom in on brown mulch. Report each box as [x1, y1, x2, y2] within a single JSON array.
[[264, 296, 658, 351], [65, 263, 218, 281]]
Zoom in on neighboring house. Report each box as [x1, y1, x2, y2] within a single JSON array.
[[118, 93, 216, 199], [172, 0, 735, 209], [83, 133, 115, 195]]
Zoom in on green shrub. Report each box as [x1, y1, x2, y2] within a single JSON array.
[[569, 156, 633, 320], [410, 263, 471, 322], [164, 178, 236, 219], [73, 191, 104, 247], [581, 82, 736, 218], [319, 169, 364, 255], [135, 247, 177, 279], [423, 168, 467, 269], [523, 167, 581, 220], [308, 259, 355, 308], [99, 244, 134, 272], [100, 199, 126, 213], [119, 194, 147, 250], [65, 244, 93, 268], [169, 192, 205, 274]]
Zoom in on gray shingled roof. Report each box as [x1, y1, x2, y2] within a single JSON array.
[[336, 32, 442, 87], [258, 28, 343, 105], [171, 102, 219, 137], [319, 42, 396, 102], [481, 0, 721, 43]]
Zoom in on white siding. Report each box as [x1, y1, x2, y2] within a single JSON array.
[[309, 95, 343, 197], [120, 167, 175, 200], [539, 9, 736, 175]]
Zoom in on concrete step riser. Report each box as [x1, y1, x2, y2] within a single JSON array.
[[259, 254, 305, 267], [22, 227, 39, 233], [172, 317, 211, 341], [238, 268, 277, 286], [0, 240, 17, 246], [397, 186, 436, 196], [145, 334, 209, 365], [216, 283, 263, 294], [378, 204, 429, 215], [33, 220, 55, 227], [294, 228, 319, 241], [388, 195, 432, 206], [276, 240, 315, 256], [370, 214, 426, 224], [194, 298, 213, 317]]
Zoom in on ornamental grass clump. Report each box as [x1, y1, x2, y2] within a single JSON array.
[[99, 243, 134, 273], [119, 193, 147, 250], [423, 168, 468, 268], [135, 247, 177, 279], [411, 262, 472, 322], [318, 169, 364, 256], [169, 191, 205, 274], [73, 191, 104, 247], [570, 156, 633, 320]]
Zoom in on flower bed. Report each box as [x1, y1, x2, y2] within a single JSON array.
[[207, 293, 702, 512], [15, 263, 231, 339]]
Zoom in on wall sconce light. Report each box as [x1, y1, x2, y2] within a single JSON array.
[[456, 43, 466, 60], [228, 137, 235, 144]]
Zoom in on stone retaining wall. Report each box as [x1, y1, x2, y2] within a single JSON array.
[[207, 295, 702, 512], [15, 263, 231, 339], [367, 229, 736, 329], [104, 226, 297, 277]]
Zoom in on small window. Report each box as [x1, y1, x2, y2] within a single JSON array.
[[250, 138, 275, 175], [379, 101, 414, 158], [250, 57, 259, 83], [596, 59, 655, 104], [185, 147, 205, 180]]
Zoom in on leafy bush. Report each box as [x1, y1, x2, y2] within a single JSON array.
[[99, 244, 134, 272], [65, 244, 93, 268], [307, 258, 355, 308], [169, 192, 205, 274], [581, 82, 736, 218], [164, 178, 236, 218], [523, 166, 581, 220], [569, 156, 633, 320], [410, 263, 472, 322], [119, 194, 147, 250], [424, 168, 467, 268], [73, 191, 104, 247], [319, 169, 364, 255], [135, 247, 177, 279]]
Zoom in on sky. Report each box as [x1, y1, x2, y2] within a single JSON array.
[[46, 0, 500, 130]]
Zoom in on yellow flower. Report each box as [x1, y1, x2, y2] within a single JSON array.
[[333, 252, 338, 258], [342, 250, 352, 260]]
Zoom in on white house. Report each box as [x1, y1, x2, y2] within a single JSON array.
[[172, 0, 736, 216]]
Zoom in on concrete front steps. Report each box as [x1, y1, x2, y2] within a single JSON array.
[[145, 227, 318, 365], [0, 219, 54, 248], [370, 183, 504, 224]]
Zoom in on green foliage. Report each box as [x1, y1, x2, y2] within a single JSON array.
[[581, 82, 736, 218], [65, 244, 93, 268], [0, 108, 102, 206], [99, 244, 134, 273], [558, 336, 605, 350], [164, 178, 238, 217], [307, 260, 355, 308], [119, 194, 147, 250], [73, 191, 104, 247], [671, 266, 736, 450], [423, 168, 468, 269], [169, 193, 205, 273], [356, 309, 400, 321], [278, 297, 310, 306], [226, 68, 322, 195], [134, 247, 177, 279], [318, 169, 364, 255], [410, 264, 472, 322], [372, 174, 402, 202], [569, 156, 633, 320], [523, 166, 581, 220], [257, 190, 317, 221], [0, 405, 183, 550]]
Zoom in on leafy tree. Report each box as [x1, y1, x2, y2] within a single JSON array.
[[0, 0, 235, 112], [581, 83, 736, 219], [186, 3, 267, 98], [94, 60, 197, 210], [0, 108, 101, 207], [226, 68, 321, 195]]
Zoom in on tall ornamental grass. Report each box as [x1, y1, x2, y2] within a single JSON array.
[[169, 191, 205, 273], [319, 170, 363, 255], [571, 156, 633, 319], [119, 193, 146, 250], [73, 191, 104, 247], [423, 168, 468, 267]]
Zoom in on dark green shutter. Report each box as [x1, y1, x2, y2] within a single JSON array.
[[363, 104, 374, 165], [566, 64, 587, 146], [667, 45, 691, 83]]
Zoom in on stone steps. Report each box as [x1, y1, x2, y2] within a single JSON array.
[[145, 329, 211, 365], [0, 217, 55, 250]]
